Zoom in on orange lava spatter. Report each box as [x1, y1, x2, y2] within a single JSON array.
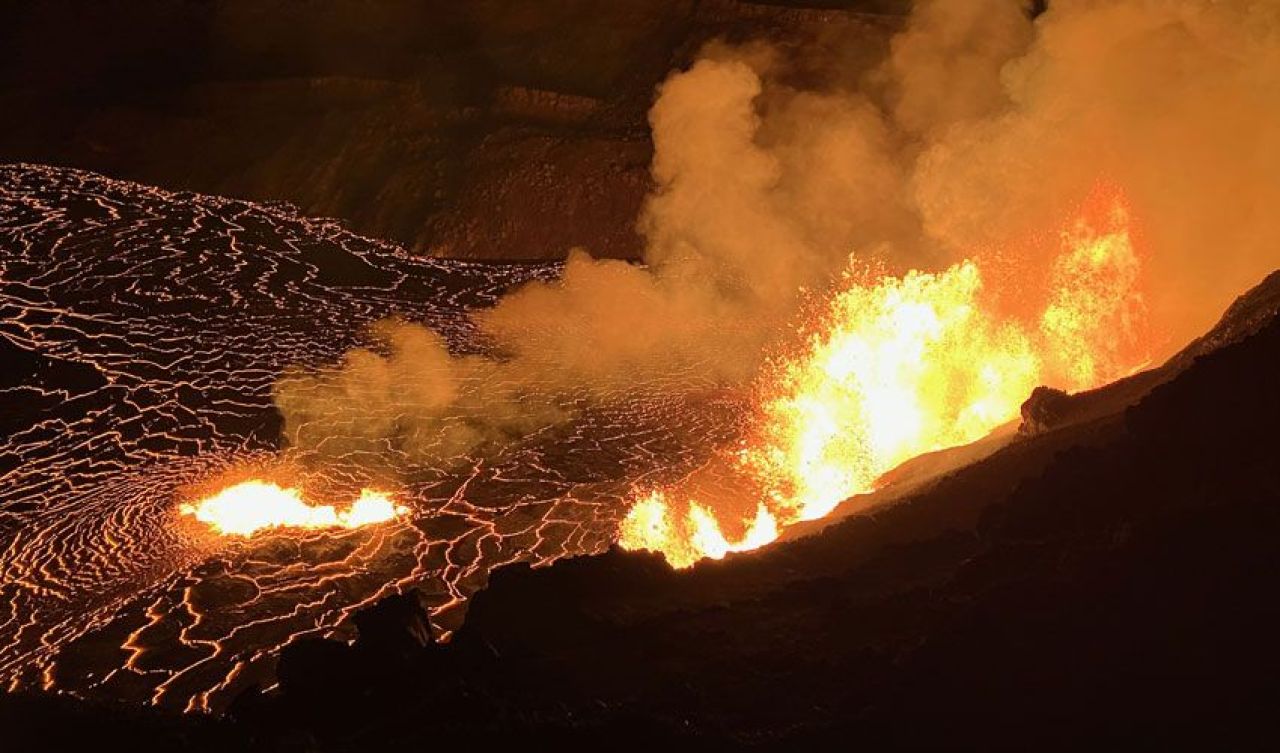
[[179, 481, 407, 537], [620, 198, 1149, 569]]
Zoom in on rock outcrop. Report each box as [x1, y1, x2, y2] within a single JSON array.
[[0, 1, 906, 260], [1019, 385, 1073, 435]]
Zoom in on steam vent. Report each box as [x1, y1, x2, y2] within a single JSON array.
[[4, 2, 1280, 750]]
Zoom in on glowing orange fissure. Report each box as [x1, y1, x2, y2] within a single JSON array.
[[620, 197, 1149, 568], [180, 480, 408, 537]]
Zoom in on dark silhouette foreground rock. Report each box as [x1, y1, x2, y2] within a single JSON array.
[[1018, 384, 1073, 435], [352, 589, 435, 658]]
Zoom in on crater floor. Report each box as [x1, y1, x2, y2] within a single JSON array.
[[0, 164, 738, 711]]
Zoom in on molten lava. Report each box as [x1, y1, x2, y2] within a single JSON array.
[[179, 481, 407, 537], [621, 491, 780, 569], [621, 198, 1148, 568]]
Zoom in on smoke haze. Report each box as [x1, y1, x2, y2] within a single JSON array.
[[275, 0, 1280, 464]]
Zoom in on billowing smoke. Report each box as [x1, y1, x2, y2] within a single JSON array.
[[275, 0, 1280, 464], [908, 0, 1280, 343]]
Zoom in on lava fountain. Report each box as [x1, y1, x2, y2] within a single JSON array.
[[179, 481, 408, 537], [621, 194, 1150, 568]]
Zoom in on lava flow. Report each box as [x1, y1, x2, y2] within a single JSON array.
[[179, 481, 408, 537], [621, 197, 1149, 568]]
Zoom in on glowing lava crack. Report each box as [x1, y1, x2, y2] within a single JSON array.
[[179, 481, 408, 537]]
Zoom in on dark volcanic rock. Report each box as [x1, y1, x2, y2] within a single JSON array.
[[276, 638, 360, 704], [0, 1, 906, 260], [456, 547, 676, 658], [275, 589, 441, 694], [3, 691, 235, 753], [352, 589, 436, 658], [1018, 384, 1073, 435], [1165, 268, 1280, 369]]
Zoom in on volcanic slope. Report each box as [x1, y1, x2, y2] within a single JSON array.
[[0, 164, 740, 711]]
